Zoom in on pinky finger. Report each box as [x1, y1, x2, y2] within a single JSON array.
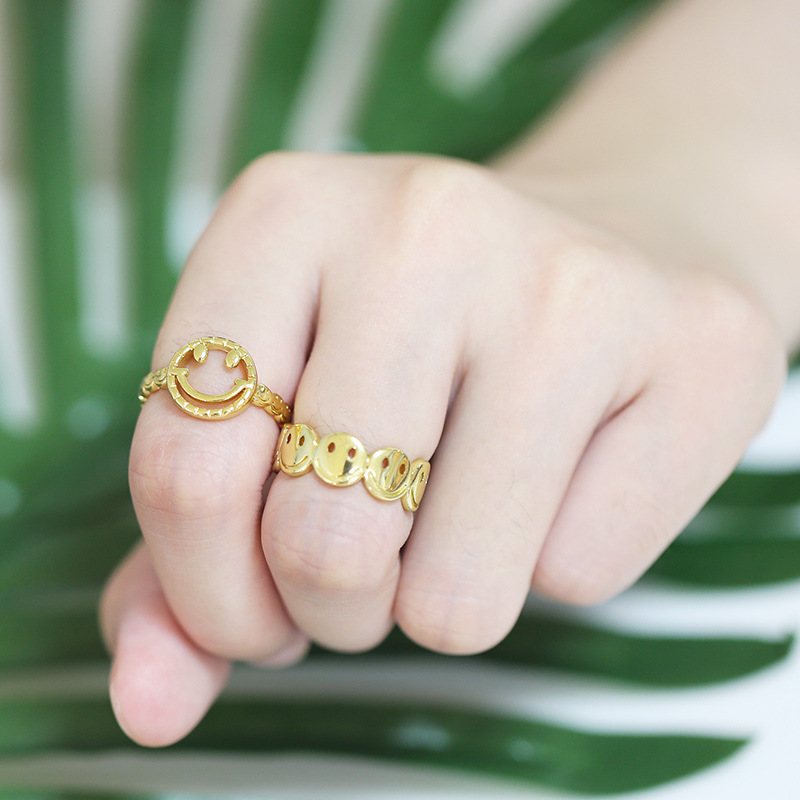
[[100, 542, 231, 747], [531, 382, 764, 606]]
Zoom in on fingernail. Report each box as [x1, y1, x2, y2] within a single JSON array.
[[109, 680, 135, 741], [254, 634, 310, 668]]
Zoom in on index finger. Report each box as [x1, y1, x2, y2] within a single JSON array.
[[129, 163, 317, 662]]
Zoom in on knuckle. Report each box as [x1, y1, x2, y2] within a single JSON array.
[[672, 273, 787, 426], [234, 150, 323, 193], [265, 496, 396, 596], [190, 623, 289, 663], [538, 239, 628, 323], [225, 151, 336, 218], [373, 158, 506, 302], [391, 158, 495, 243], [533, 575, 617, 607], [396, 583, 515, 655], [698, 277, 784, 375], [129, 430, 240, 525], [507, 235, 641, 357], [400, 157, 490, 202], [531, 552, 625, 607]]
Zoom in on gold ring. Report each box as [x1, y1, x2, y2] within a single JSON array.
[[138, 336, 291, 425], [273, 424, 430, 511]]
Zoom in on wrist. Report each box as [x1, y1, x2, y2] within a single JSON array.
[[492, 146, 800, 355]]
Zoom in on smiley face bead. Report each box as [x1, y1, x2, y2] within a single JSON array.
[[276, 423, 318, 476], [402, 459, 430, 512], [364, 447, 411, 501], [312, 433, 369, 487]]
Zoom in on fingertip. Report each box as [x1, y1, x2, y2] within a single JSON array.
[[251, 632, 311, 668]]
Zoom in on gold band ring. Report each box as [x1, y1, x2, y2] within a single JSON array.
[[273, 424, 430, 511], [138, 336, 291, 425]]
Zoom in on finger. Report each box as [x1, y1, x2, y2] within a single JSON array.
[[394, 348, 615, 654], [530, 281, 786, 606], [129, 161, 317, 661], [100, 543, 231, 747], [531, 373, 778, 605], [262, 260, 459, 652]]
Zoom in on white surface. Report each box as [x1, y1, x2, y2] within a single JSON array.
[[742, 368, 800, 469], [0, 181, 39, 430]]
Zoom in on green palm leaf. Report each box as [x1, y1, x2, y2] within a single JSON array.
[[125, 0, 196, 339], [0, 794, 138, 800], [355, 0, 664, 157], [650, 534, 800, 587], [226, 0, 327, 177], [707, 470, 800, 508], [0, 696, 744, 796]]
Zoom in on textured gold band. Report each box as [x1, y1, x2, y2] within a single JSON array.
[[273, 424, 430, 511], [138, 336, 291, 425]]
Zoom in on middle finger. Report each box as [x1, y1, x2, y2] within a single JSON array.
[[263, 256, 460, 652]]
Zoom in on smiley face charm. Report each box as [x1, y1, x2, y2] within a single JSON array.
[[166, 336, 257, 420], [312, 433, 369, 486], [364, 447, 411, 501], [276, 423, 319, 475], [402, 459, 430, 512]]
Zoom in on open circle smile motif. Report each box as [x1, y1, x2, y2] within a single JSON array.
[[166, 336, 258, 420]]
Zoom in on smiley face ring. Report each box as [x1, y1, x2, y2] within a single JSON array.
[[274, 424, 431, 511], [138, 336, 291, 425]]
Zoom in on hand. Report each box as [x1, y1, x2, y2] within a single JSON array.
[[100, 152, 786, 746]]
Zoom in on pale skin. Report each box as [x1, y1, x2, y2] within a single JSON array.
[[101, 0, 800, 746]]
